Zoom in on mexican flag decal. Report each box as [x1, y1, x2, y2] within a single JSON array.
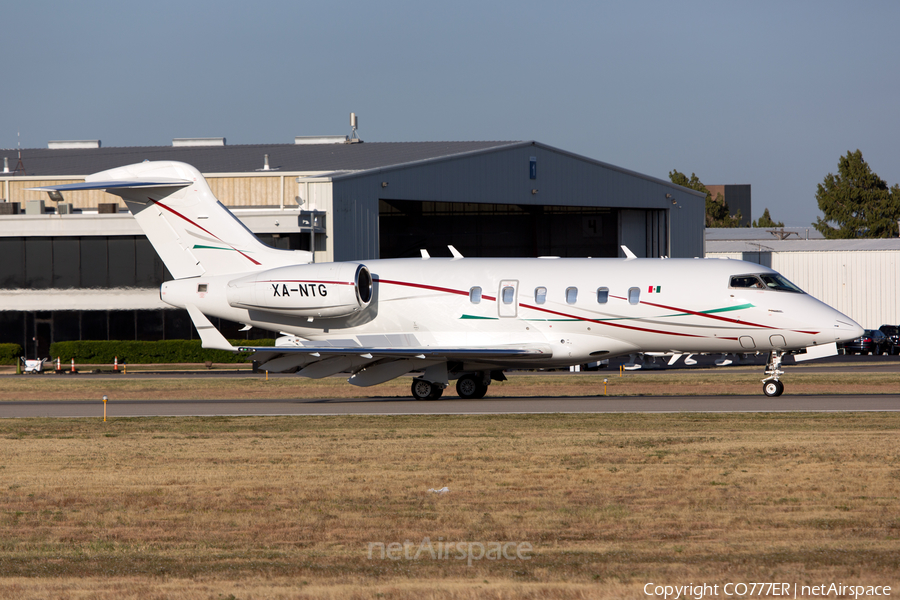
[[648, 285, 661, 293]]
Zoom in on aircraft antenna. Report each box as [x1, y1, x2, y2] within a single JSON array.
[[349, 113, 360, 142], [13, 131, 26, 175]]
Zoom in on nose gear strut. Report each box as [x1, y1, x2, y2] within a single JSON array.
[[761, 350, 786, 397]]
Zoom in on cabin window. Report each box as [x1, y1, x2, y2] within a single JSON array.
[[628, 287, 640, 305], [197, 284, 208, 293], [566, 287, 578, 304], [596, 287, 609, 304], [534, 286, 547, 304], [469, 286, 482, 304], [501, 286, 515, 304]]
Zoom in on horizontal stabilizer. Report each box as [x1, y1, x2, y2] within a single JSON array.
[[27, 179, 191, 193]]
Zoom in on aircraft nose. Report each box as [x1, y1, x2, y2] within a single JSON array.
[[834, 317, 864, 343]]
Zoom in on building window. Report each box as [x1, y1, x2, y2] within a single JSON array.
[[0, 235, 170, 291]]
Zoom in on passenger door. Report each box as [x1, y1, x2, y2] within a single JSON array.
[[498, 280, 519, 318]]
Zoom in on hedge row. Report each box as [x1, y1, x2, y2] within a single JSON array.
[[0, 343, 24, 365], [47, 340, 276, 364]]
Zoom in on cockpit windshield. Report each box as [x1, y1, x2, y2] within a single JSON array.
[[730, 273, 804, 293]]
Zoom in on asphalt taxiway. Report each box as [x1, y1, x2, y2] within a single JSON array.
[[2, 354, 897, 418]]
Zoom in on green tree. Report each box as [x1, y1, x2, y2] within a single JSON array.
[[668, 169, 742, 227], [813, 150, 900, 238], [752, 208, 784, 228]]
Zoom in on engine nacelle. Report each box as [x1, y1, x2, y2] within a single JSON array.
[[226, 262, 373, 318]]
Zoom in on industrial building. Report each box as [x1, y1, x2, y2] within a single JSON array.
[[1, 137, 705, 357]]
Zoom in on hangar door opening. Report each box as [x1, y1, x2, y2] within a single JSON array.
[[379, 200, 619, 258], [618, 209, 669, 258]]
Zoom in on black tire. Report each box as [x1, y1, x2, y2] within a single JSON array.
[[456, 374, 488, 399], [763, 380, 784, 397], [411, 379, 435, 400]]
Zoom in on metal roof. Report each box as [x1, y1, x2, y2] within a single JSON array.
[[705, 227, 824, 241], [0, 141, 522, 176], [707, 238, 900, 253]]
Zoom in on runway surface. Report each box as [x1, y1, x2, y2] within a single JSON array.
[[1, 394, 898, 418]]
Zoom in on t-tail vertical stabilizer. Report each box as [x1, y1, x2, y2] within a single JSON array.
[[29, 161, 311, 278]]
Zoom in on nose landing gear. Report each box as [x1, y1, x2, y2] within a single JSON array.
[[761, 351, 786, 397]]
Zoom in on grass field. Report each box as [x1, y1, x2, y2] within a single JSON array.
[[1, 407, 899, 599]]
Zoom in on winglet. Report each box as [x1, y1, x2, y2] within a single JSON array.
[[185, 304, 237, 352], [448, 245, 463, 259], [620, 245, 637, 260]]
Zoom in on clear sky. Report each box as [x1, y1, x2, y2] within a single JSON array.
[[3, 0, 898, 226]]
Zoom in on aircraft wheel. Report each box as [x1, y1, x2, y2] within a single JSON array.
[[456, 374, 488, 399], [411, 379, 438, 400], [763, 380, 784, 397]]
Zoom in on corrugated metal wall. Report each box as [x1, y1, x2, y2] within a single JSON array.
[[207, 176, 284, 207], [774, 250, 899, 329], [708, 250, 900, 329]]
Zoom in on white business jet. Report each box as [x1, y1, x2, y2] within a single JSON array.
[[30, 161, 863, 399]]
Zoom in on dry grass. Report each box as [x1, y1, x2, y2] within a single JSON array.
[[0, 413, 898, 598], [0, 369, 897, 401]]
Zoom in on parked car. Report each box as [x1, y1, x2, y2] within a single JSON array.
[[841, 329, 888, 355], [879, 324, 900, 355]]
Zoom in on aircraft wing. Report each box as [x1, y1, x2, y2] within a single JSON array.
[[238, 344, 551, 360], [238, 342, 553, 387]]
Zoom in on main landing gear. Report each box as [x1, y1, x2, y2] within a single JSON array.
[[410, 371, 504, 400], [455, 373, 489, 399], [411, 378, 444, 400], [761, 351, 786, 397]]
